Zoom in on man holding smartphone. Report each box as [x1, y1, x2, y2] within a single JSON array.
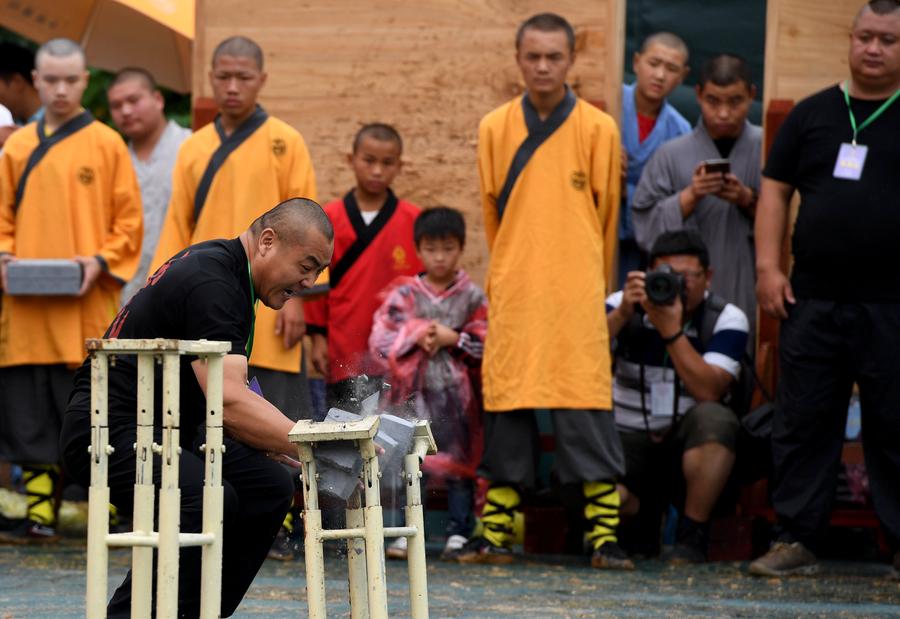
[[631, 54, 761, 344]]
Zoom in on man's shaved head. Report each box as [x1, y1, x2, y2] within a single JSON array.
[[516, 12, 576, 54], [108, 67, 157, 93], [639, 32, 690, 63], [856, 0, 900, 25], [251, 197, 333, 245], [35, 38, 86, 69], [212, 36, 264, 70]]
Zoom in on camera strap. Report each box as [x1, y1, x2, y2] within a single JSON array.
[[638, 338, 685, 435]]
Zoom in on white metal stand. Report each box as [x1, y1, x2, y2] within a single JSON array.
[[85, 338, 230, 619], [289, 417, 437, 619]]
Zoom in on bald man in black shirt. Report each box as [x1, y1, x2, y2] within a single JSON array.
[[60, 197, 333, 616]]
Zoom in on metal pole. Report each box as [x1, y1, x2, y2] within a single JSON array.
[[199, 353, 225, 619], [86, 353, 110, 619], [156, 352, 181, 617], [345, 490, 369, 619], [361, 439, 388, 619], [404, 452, 429, 619], [298, 443, 327, 619], [130, 353, 156, 619]]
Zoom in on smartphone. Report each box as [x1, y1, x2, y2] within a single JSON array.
[[703, 158, 730, 175]]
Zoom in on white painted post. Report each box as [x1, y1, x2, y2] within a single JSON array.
[[345, 491, 369, 619], [86, 353, 111, 619], [298, 443, 327, 619], [199, 353, 225, 619], [130, 353, 156, 619], [404, 452, 429, 619], [155, 353, 181, 618], [361, 438, 389, 619]]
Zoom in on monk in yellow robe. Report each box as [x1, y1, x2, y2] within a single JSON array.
[[0, 39, 142, 542], [455, 14, 631, 570], [151, 36, 316, 420]]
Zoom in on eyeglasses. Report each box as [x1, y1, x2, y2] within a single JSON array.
[[676, 269, 707, 281]]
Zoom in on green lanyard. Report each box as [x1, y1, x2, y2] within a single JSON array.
[[246, 259, 258, 358], [843, 81, 900, 146]]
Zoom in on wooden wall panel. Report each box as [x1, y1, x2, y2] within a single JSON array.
[[194, 0, 623, 283], [764, 0, 858, 106]]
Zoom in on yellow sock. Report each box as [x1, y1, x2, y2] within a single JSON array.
[[23, 465, 59, 527], [584, 481, 620, 551], [479, 485, 520, 548], [282, 510, 294, 534]]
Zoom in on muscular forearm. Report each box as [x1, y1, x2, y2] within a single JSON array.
[[222, 382, 297, 457], [666, 335, 730, 402]]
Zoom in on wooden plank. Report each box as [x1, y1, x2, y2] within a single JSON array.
[[764, 0, 858, 105], [194, 0, 621, 284]]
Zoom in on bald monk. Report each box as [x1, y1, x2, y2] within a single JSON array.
[[0, 38, 142, 543], [61, 198, 333, 617], [151, 36, 317, 419], [459, 12, 630, 570]]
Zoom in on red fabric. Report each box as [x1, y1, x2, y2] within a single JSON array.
[[637, 112, 657, 143], [304, 198, 422, 384]]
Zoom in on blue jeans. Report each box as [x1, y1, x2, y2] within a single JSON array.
[[445, 477, 475, 538]]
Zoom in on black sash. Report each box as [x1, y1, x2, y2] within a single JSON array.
[[193, 106, 269, 222], [328, 189, 399, 290], [495, 88, 577, 221], [14, 110, 94, 212]]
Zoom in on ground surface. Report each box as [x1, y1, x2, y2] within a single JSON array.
[[1, 540, 898, 618]]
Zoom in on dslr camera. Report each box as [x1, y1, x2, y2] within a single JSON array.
[[645, 264, 685, 306]]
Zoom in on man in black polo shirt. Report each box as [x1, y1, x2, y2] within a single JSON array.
[[59, 197, 333, 616], [752, 0, 900, 578]]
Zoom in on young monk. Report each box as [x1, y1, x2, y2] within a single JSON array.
[[0, 38, 142, 542], [305, 123, 422, 410]]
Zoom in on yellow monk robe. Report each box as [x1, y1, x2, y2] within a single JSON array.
[[151, 110, 316, 373], [477, 95, 621, 412], [0, 115, 143, 366]]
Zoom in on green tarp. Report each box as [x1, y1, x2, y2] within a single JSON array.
[[624, 0, 767, 124]]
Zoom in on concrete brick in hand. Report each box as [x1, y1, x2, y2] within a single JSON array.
[[6, 259, 82, 295]]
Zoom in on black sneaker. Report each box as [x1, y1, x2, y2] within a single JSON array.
[[889, 550, 899, 581], [667, 541, 707, 564], [0, 518, 60, 545], [0, 513, 22, 531], [454, 536, 514, 565], [591, 541, 635, 570], [667, 517, 709, 564], [267, 526, 301, 561]]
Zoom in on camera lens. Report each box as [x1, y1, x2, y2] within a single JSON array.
[[645, 265, 683, 305]]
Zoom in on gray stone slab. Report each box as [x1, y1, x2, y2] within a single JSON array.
[[324, 408, 363, 424], [6, 259, 81, 295], [317, 465, 360, 501], [315, 442, 363, 476]]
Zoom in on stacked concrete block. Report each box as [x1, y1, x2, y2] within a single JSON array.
[[374, 414, 417, 489], [313, 405, 421, 499]]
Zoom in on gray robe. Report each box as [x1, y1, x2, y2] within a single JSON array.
[[631, 120, 761, 343]]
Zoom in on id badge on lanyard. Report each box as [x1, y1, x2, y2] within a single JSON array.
[[650, 381, 675, 418], [836, 81, 900, 181]]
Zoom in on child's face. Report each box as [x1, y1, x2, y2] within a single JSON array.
[[416, 236, 463, 282], [349, 136, 402, 197]]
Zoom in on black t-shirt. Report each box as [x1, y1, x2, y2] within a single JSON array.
[[763, 85, 900, 301], [68, 238, 252, 444]]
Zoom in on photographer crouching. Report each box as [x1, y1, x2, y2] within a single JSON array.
[[605, 230, 749, 563]]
